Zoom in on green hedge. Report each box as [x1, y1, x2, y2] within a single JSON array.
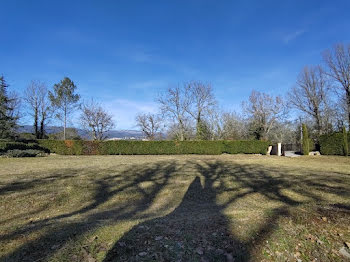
[[38, 140, 270, 155], [320, 132, 350, 155], [223, 140, 270, 154]]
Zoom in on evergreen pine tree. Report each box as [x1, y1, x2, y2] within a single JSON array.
[[0, 76, 16, 139]]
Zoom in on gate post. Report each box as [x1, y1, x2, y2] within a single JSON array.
[[277, 143, 282, 156]]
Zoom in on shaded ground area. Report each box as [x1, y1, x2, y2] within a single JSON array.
[[0, 155, 350, 261]]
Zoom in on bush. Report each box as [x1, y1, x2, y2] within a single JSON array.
[[4, 149, 46, 157], [320, 131, 350, 155], [0, 141, 49, 159], [0, 141, 49, 154], [302, 124, 310, 155], [38, 140, 270, 155]]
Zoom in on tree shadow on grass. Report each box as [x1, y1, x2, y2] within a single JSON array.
[[103, 160, 350, 262], [104, 174, 250, 262], [1, 159, 350, 262], [0, 161, 179, 262]]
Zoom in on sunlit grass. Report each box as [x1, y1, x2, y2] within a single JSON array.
[[0, 155, 349, 261]]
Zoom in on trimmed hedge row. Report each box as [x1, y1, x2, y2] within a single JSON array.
[[319, 132, 350, 155], [38, 140, 270, 155]]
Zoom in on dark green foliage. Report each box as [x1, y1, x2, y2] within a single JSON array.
[[0, 76, 17, 139], [196, 121, 211, 140], [223, 141, 270, 155], [343, 127, 349, 156], [0, 141, 49, 156], [38, 140, 84, 155], [5, 149, 45, 157], [319, 132, 350, 155], [38, 140, 270, 155], [302, 124, 309, 155]]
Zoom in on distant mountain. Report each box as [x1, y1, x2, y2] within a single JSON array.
[[16, 125, 145, 140]]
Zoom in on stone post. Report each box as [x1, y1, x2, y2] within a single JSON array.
[[277, 143, 282, 156]]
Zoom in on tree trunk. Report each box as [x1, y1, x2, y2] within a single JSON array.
[[347, 91, 350, 130], [64, 107, 67, 140], [34, 108, 39, 139], [40, 115, 45, 139]]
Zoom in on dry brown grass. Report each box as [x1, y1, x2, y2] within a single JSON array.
[[0, 155, 350, 261]]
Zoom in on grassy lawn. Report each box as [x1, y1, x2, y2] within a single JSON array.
[[0, 155, 350, 262]]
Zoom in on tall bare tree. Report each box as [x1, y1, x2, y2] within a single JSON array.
[[24, 80, 51, 139], [158, 85, 190, 141], [135, 113, 162, 140], [243, 90, 287, 140], [80, 99, 114, 141], [185, 81, 216, 139], [288, 66, 329, 137], [323, 43, 350, 128]]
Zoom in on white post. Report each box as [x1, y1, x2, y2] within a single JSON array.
[[277, 143, 282, 156]]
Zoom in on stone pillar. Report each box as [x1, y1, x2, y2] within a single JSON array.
[[267, 146, 272, 155], [277, 143, 282, 156]]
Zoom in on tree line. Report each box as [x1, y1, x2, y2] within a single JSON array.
[[136, 43, 350, 145], [1, 43, 349, 144], [0, 76, 114, 141]]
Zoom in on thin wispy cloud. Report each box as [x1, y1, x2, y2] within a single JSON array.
[[283, 29, 306, 44]]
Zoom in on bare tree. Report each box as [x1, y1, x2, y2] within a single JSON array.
[[80, 99, 114, 141], [166, 121, 195, 141], [268, 120, 297, 144], [158, 85, 190, 141], [323, 43, 350, 128], [24, 80, 51, 139], [220, 111, 248, 140], [135, 113, 162, 140], [288, 66, 329, 137], [243, 90, 287, 140], [185, 81, 216, 139]]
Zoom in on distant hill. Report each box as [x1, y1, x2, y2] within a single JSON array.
[[16, 125, 145, 140]]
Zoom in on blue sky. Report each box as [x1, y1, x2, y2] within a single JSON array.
[[1, 0, 350, 129]]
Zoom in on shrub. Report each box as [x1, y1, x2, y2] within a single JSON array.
[[38, 140, 270, 155], [5, 149, 46, 157], [320, 132, 350, 155], [302, 124, 309, 155], [0, 141, 49, 155]]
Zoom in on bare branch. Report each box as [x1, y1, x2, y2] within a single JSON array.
[[80, 99, 115, 141]]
